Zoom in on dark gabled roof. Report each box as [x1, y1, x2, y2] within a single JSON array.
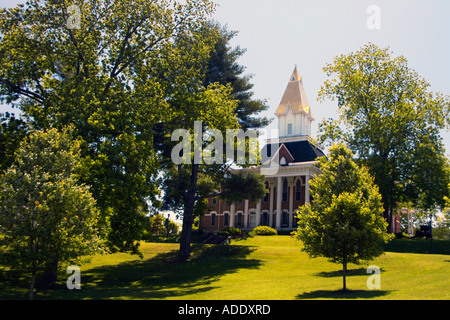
[[260, 140, 325, 164]]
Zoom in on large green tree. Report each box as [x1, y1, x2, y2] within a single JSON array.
[[159, 78, 267, 261], [158, 23, 269, 261], [0, 127, 103, 300], [296, 143, 394, 291], [317, 43, 450, 231], [0, 0, 218, 255], [0, 111, 30, 174]]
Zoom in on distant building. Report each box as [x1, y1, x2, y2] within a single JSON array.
[[399, 208, 414, 236], [200, 66, 325, 232]]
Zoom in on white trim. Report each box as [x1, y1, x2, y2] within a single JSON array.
[[280, 102, 293, 116], [266, 135, 310, 144], [294, 176, 304, 186], [271, 143, 295, 163]]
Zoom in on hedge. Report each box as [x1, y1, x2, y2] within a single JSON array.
[[251, 226, 278, 236]]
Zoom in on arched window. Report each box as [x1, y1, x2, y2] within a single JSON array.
[[224, 212, 229, 226], [280, 157, 286, 166], [262, 211, 269, 226], [293, 215, 299, 228], [282, 210, 288, 227], [211, 213, 216, 226], [282, 178, 288, 202], [295, 179, 302, 201], [236, 212, 243, 227]]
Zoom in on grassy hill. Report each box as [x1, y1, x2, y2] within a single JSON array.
[[0, 236, 449, 300]]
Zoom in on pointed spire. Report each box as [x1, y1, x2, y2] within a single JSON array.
[[275, 66, 310, 116], [290, 65, 301, 82]]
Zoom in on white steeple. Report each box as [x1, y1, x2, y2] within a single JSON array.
[[274, 66, 314, 138]]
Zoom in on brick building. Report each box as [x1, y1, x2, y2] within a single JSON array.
[[200, 66, 325, 232]]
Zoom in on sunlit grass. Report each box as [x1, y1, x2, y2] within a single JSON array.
[[1, 236, 449, 300]]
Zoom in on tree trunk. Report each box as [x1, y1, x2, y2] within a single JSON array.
[[383, 201, 395, 234], [385, 207, 395, 234], [177, 164, 199, 262], [389, 208, 395, 233], [178, 206, 194, 261], [342, 259, 347, 291], [40, 259, 58, 287], [29, 269, 36, 300]]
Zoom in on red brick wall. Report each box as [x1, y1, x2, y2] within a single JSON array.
[[200, 176, 307, 232]]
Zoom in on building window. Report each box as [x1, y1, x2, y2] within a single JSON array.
[[236, 212, 243, 227], [282, 178, 288, 202], [212, 197, 217, 204], [211, 213, 216, 226], [224, 213, 229, 226], [293, 215, 299, 228], [287, 123, 293, 135], [296, 179, 302, 201], [282, 211, 288, 227], [262, 212, 269, 226], [264, 182, 269, 202]]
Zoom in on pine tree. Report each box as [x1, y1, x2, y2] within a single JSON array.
[[203, 22, 270, 130]]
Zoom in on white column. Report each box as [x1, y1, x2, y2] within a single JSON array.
[[269, 182, 274, 226], [230, 203, 235, 227], [305, 174, 310, 204], [244, 199, 249, 229], [276, 176, 282, 229], [256, 200, 261, 227], [289, 179, 294, 228], [300, 114, 303, 135]]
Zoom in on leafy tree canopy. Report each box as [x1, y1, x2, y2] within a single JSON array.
[[0, 0, 220, 255], [317, 43, 450, 229], [296, 143, 393, 290], [0, 126, 103, 299]]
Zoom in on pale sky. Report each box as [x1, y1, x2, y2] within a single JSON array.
[[1, 0, 449, 154], [212, 0, 450, 153]]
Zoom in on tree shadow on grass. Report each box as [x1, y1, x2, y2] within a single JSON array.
[[314, 267, 385, 278], [296, 289, 393, 300], [298, 267, 393, 300], [36, 244, 261, 300]]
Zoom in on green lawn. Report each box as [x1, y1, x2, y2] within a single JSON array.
[[1, 236, 449, 300]]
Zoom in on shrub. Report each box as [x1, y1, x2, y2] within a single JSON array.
[[166, 220, 180, 235], [144, 214, 166, 235], [252, 226, 277, 236], [395, 232, 411, 239], [143, 214, 180, 240], [218, 227, 242, 237], [193, 217, 200, 230]]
